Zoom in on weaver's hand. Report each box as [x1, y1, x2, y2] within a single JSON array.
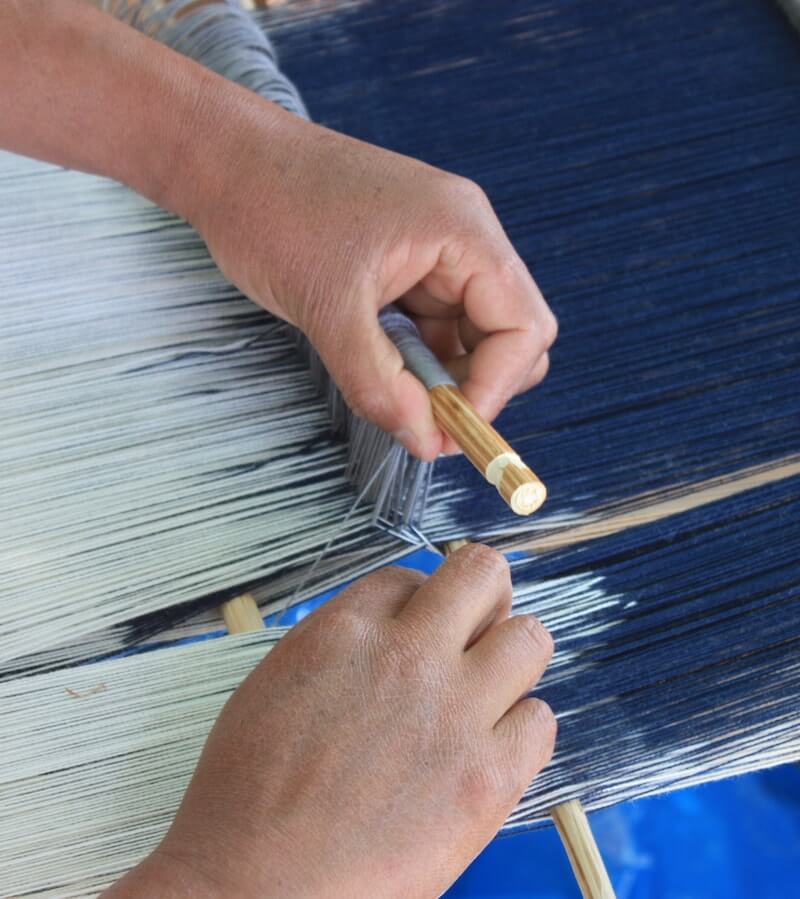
[[184, 105, 557, 460], [106, 545, 556, 898], [0, 1, 555, 461]]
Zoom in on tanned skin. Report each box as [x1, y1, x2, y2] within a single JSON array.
[[0, 4, 558, 895]]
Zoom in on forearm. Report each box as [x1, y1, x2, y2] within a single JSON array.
[[0, 0, 284, 220]]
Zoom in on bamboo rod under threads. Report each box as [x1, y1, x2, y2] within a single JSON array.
[[509, 453, 800, 556], [220, 592, 265, 634], [552, 801, 616, 899], [429, 385, 546, 517], [442, 538, 470, 554], [441, 541, 615, 899]]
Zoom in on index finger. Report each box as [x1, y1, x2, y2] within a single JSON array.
[[460, 256, 557, 421], [398, 543, 512, 649]]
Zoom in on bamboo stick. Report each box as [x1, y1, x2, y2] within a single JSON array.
[[510, 453, 800, 555], [220, 592, 265, 634], [429, 384, 545, 516], [443, 538, 470, 554], [442, 541, 615, 899], [552, 801, 616, 899]]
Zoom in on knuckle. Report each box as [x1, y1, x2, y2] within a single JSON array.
[[510, 614, 555, 661], [457, 543, 509, 584], [291, 604, 374, 670], [457, 759, 509, 810], [542, 311, 558, 349], [362, 565, 426, 594], [493, 249, 526, 286], [380, 633, 435, 684], [532, 702, 558, 766], [449, 175, 492, 213], [530, 352, 550, 386], [503, 701, 557, 789], [325, 605, 370, 641], [528, 698, 558, 744]]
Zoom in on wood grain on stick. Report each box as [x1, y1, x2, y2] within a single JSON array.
[[429, 384, 545, 516], [552, 800, 616, 899], [510, 453, 800, 555]]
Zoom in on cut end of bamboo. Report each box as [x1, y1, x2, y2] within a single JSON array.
[[220, 592, 265, 635], [508, 476, 547, 515], [429, 384, 546, 517], [492, 455, 547, 515]]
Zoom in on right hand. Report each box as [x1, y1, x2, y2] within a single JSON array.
[[107, 544, 556, 898]]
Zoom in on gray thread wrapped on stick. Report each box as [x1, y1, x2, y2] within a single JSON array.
[[378, 305, 456, 390]]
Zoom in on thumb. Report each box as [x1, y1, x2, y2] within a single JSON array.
[[308, 308, 442, 461]]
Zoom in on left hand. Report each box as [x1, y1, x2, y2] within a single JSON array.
[[179, 95, 557, 459]]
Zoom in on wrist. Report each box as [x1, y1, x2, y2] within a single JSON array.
[[134, 814, 336, 899], [102, 846, 228, 898], [155, 68, 297, 229]]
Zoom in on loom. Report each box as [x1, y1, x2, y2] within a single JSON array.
[[2, 0, 800, 896]]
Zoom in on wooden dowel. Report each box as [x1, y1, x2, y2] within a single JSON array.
[[442, 538, 470, 554], [510, 453, 800, 555], [442, 541, 615, 899], [220, 592, 265, 635], [552, 800, 616, 899], [429, 384, 545, 516]]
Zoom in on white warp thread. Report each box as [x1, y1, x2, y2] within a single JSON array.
[[0, 631, 283, 898], [2, 567, 798, 897], [0, 150, 406, 666]]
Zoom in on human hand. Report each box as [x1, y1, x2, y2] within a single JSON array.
[[0, 3, 555, 461], [181, 99, 557, 460], [107, 545, 555, 898]]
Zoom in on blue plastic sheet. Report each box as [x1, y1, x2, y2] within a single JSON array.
[[447, 765, 800, 898]]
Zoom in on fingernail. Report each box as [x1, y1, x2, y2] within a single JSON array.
[[394, 427, 441, 461]]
